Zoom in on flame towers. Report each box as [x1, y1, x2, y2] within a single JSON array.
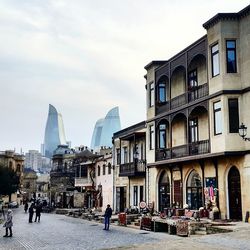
[[43, 104, 67, 158], [90, 107, 121, 151]]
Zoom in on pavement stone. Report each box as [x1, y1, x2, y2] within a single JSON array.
[[0, 206, 250, 250]]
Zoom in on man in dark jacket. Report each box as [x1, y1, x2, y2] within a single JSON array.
[[28, 203, 34, 223], [34, 203, 42, 222], [103, 204, 112, 230]]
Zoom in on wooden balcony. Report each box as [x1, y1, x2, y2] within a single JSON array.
[[119, 161, 146, 177], [155, 83, 209, 115], [188, 83, 208, 102], [155, 140, 210, 161], [74, 177, 92, 187]]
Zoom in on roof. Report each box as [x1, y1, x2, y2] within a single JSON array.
[[144, 60, 167, 70], [75, 149, 101, 159], [113, 121, 146, 139], [203, 4, 250, 29]]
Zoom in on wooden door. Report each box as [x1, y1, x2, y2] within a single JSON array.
[[228, 166, 242, 220]]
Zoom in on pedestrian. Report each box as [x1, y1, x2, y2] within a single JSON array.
[[103, 204, 112, 230], [3, 209, 13, 237], [34, 203, 42, 222], [24, 202, 28, 213], [28, 203, 34, 223]]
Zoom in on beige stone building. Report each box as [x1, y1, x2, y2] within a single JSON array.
[[144, 5, 250, 221], [0, 150, 25, 203], [113, 121, 147, 213], [95, 147, 113, 212]]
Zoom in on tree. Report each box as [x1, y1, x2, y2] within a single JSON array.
[[0, 165, 20, 202]]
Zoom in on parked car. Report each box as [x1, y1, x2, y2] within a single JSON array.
[[8, 201, 19, 208]]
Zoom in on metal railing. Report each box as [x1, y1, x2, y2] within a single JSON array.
[[155, 140, 210, 161], [119, 161, 146, 176]]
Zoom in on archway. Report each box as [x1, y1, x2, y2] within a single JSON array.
[[186, 170, 202, 209], [228, 166, 242, 220], [158, 170, 170, 212]]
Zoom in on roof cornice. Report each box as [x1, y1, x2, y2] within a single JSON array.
[[203, 4, 250, 29]]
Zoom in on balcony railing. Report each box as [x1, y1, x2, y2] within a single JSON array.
[[188, 83, 208, 102], [119, 161, 146, 177], [74, 177, 92, 187], [155, 83, 209, 115], [155, 140, 210, 161], [171, 93, 187, 110]]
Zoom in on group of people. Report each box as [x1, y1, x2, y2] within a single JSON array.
[[3, 203, 113, 238], [24, 201, 42, 223]]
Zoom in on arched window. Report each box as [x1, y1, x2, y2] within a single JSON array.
[[186, 170, 202, 209], [159, 124, 166, 149], [9, 161, 13, 169], [16, 164, 21, 172], [108, 163, 112, 175], [158, 81, 166, 102], [97, 165, 100, 176]]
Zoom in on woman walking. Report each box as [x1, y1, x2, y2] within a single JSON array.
[[3, 209, 13, 237]]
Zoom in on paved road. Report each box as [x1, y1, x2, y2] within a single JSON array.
[[1, 207, 250, 250]]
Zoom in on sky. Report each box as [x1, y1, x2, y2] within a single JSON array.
[[0, 0, 249, 153]]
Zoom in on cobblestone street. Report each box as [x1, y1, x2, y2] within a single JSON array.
[[1, 207, 250, 250]]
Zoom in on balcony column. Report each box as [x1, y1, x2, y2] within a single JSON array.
[[170, 119, 172, 158], [180, 165, 183, 207], [186, 110, 189, 153], [170, 167, 173, 206], [212, 159, 220, 214], [185, 51, 188, 102], [199, 160, 205, 207]]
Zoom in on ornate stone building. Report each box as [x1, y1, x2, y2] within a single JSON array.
[[143, 5, 250, 221], [0, 150, 25, 203]]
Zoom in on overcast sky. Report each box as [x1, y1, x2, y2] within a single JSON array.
[[0, 0, 249, 153]]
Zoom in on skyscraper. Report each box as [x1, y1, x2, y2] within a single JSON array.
[[90, 107, 121, 151], [44, 104, 67, 158]]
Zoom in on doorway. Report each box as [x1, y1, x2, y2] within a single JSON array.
[[228, 166, 242, 220], [158, 170, 170, 212]]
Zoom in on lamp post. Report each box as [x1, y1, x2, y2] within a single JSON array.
[[239, 123, 250, 141]]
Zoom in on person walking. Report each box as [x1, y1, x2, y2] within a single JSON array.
[[3, 209, 13, 237], [103, 204, 112, 230], [34, 202, 42, 222], [24, 202, 28, 213], [28, 203, 34, 223]]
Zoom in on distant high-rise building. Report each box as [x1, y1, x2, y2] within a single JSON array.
[[43, 104, 67, 158], [24, 150, 42, 171], [90, 107, 121, 151]]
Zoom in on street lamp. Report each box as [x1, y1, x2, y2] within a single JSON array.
[[239, 123, 250, 141]]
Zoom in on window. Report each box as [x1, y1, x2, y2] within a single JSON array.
[[149, 125, 154, 150], [108, 163, 112, 174], [228, 98, 239, 133], [214, 101, 222, 135], [188, 69, 198, 89], [123, 147, 128, 164], [158, 81, 166, 102], [149, 83, 154, 107], [102, 164, 106, 175], [159, 124, 166, 149], [97, 165, 100, 176], [211, 43, 220, 77], [116, 149, 120, 165], [189, 118, 198, 142], [133, 186, 138, 206], [226, 40, 237, 73]]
